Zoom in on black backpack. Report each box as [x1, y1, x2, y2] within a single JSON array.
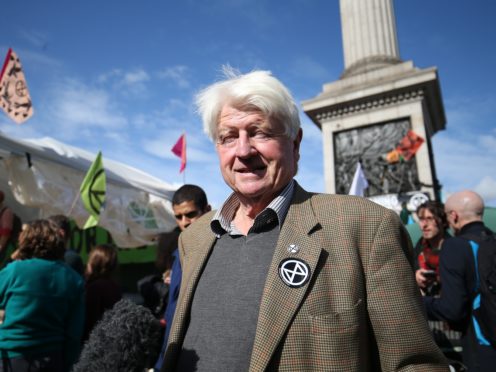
[[464, 230, 496, 348], [0, 207, 22, 245]]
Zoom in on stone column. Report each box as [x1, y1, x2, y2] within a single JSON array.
[[340, 0, 400, 77], [303, 0, 446, 204]]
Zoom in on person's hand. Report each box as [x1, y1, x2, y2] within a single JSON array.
[[10, 249, 21, 260], [162, 270, 171, 285], [415, 269, 435, 289]]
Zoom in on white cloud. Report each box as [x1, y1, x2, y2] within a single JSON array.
[[474, 176, 496, 204], [47, 79, 128, 139], [96, 68, 150, 96], [444, 95, 496, 133], [157, 66, 191, 89], [97, 69, 123, 83], [123, 69, 150, 85], [128, 97, 195, 133], [479, 134, 496, 151], [432, 93, 496, 206], [432, 132, 496, 206]]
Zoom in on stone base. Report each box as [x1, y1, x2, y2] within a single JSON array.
[[302, 61, 446, 199]]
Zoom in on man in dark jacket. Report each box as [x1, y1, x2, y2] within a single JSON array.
[[424, 190, 496, 371], [153, 184, 210, 371]]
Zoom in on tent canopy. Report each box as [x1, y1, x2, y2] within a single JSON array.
[[0, 131, 177, 248]]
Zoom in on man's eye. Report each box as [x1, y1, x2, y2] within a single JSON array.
[[185, 211, 200, 219], [218, 135, 237, 145], [252, 131, 270, 140], [174, 211, 200, 219]]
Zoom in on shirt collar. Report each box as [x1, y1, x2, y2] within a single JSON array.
[[211, 180, 295, 236]]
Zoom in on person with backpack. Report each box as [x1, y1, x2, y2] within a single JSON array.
[[423, 190, 496, 371]]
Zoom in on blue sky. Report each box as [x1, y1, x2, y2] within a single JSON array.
[[1, 0, 495, 208]]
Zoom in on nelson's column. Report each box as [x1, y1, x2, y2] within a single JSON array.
[[302, 0, 446, 206]]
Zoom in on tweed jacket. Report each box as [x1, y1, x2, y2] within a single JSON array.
[[162, 184, 448, 371]]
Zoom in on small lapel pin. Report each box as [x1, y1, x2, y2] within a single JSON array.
[[287, 244, 299, 254]]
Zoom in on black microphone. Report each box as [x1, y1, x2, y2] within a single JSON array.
[[73, 298, 162, 372]]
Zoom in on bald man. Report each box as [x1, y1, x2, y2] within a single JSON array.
[[424, 191, 496, 371]]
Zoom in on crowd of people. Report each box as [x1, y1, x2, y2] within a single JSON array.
[[1, 69, 495, 372], [0, 213, 123, 371], [0, 183, 214, 372]]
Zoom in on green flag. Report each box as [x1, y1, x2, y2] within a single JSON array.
[[80, 151, 106, 229]]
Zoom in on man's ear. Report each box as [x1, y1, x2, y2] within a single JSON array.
[[453, 211, 459, 225], [205, 204, 212, 213], [294, 128, 303, 161]]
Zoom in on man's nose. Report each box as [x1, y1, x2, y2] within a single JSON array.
[[235, 133, 255, 158]]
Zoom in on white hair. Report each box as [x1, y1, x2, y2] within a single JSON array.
[[195, 67, 301, 141]]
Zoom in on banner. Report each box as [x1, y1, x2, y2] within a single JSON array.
[[80, 151, 106, 229], [0, 48, 33, 124]]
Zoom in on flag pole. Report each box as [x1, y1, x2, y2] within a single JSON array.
[[182, 131, 186, 184], [67, 189, 81, 217]]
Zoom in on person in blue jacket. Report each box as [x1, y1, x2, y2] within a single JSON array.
[[154, 184, 210, 371], [0, 219, 85, 372]]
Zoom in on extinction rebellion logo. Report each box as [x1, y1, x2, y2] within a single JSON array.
[[278, 258, 311, 288]]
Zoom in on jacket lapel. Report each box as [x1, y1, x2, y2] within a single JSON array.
[[180, 232, 217, 306], [165, 222, 217, 368], [249, 184, 323, 371]]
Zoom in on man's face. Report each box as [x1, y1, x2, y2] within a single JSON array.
[[173, 200, 205, 231], [215, 105, 301, 205], [418, 208, 441, 241]]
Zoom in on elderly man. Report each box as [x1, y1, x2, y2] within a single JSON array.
[[162, 69, 447, 371], [424, 190, 496, 371]]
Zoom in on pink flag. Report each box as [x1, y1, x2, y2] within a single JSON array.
[[171, 134, 186, 173], [0, 48, 34, 124]]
